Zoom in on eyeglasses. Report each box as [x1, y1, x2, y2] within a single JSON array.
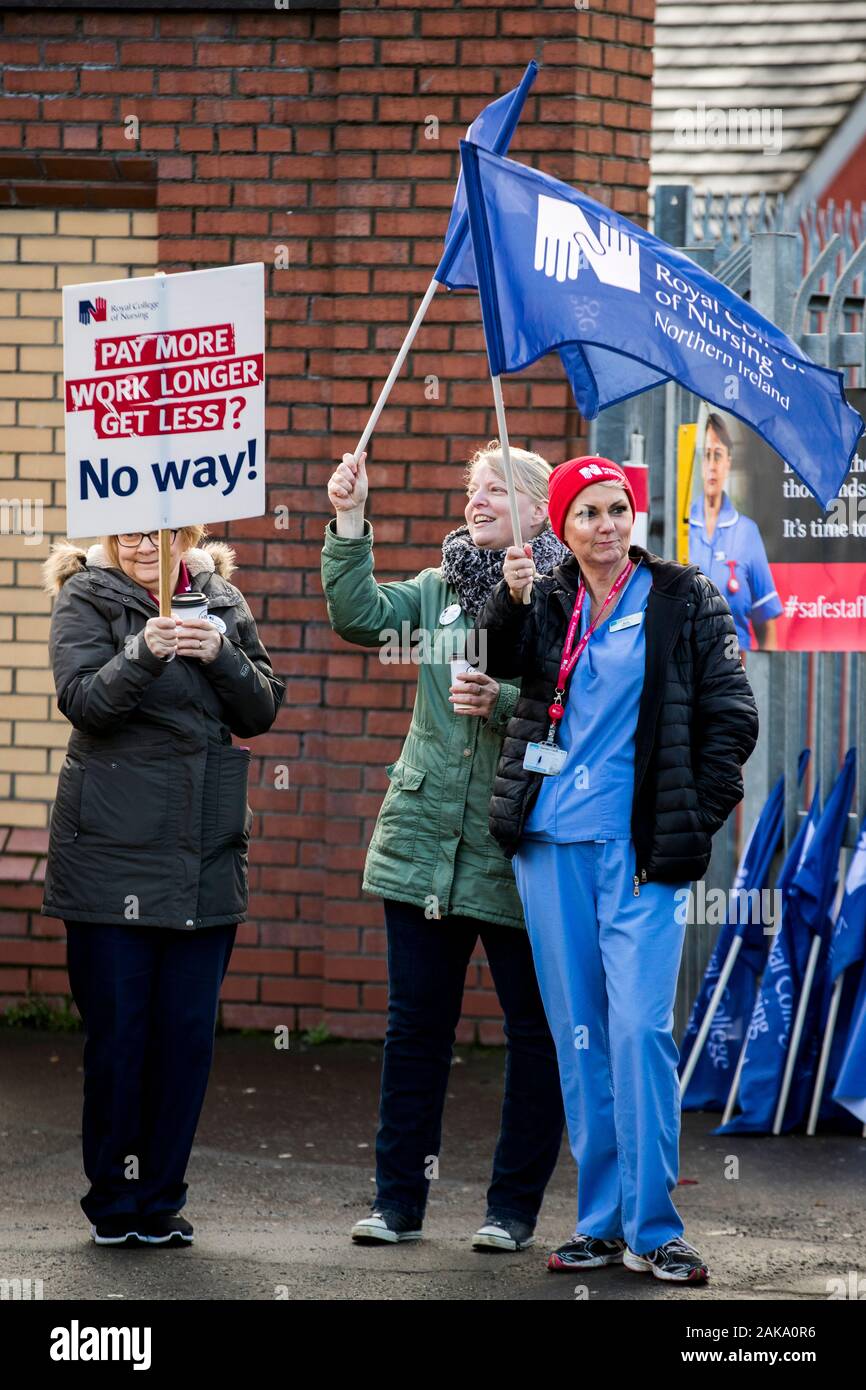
[[117, 531, 178, 548]]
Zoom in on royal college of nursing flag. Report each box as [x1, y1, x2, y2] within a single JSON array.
[[828, 817, 866, 1123], [679, 753, 809, 1111], [351, 64, 539, 462], [459, 143, 864, 510], [780, 749, 857, 1129], [713, 789, 821, 1136], [435, 62, 538, 291], [716, 752, 857, 1135]]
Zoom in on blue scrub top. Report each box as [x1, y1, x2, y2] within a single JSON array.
[[524, 560, 652, 843], [688, 492, 782, 650]]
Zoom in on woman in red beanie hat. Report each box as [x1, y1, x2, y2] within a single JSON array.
[[475, 456, 759, 1285]]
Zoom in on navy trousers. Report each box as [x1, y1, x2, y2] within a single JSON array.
[[375, 899, 565, 1226], [64, 920, 236, 1223]]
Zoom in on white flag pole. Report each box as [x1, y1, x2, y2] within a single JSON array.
[[679, 933, 744, 1097], [490, 372, 530, 604], [807, 971, 844, 1135], [353, 278, 440, 462], [721, 1028, 751, 1126], [772, 932, 822, 1134]]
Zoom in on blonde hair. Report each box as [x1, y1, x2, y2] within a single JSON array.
[[464, 439, 552, 506], [102, 523, 207, 569]]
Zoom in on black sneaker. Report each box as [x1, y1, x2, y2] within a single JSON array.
[[140, 1212, 194, 1246], [89, 1216, 147, 1247], [351, 1209, 422, 1244], [547, 1234, 626, 1271], [472, 1214, 535, 1252], [624, 1236, 709, 1283]]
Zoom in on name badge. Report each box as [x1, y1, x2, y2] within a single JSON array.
[[609, 611, 643, 633], [523, 741, 567, 776]]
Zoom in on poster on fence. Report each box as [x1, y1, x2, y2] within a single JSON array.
[[681, 396, 866, 652], [62, 262, 265, 539]]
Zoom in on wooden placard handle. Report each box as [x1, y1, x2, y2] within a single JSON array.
[[158, 529, 173, 616]]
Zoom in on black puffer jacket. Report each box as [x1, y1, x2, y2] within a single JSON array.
[[475, 544, 759, 889], [41, 539, 285, 931]]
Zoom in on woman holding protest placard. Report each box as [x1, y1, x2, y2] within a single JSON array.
[[41, 525, 284, 1248], [322, 442, 568, 1253], [477, 456, 759, 1284]]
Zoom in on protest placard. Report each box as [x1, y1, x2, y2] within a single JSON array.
[[62, 262, 265, 539]]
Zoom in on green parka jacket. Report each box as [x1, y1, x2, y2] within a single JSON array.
[[321, 519, 525, 928], [41, 539, 285, 931]]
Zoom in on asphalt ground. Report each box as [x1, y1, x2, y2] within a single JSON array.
[[1, 1028, 865, 1304]]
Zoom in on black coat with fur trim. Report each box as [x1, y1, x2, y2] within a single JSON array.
[[41, 539, 285, 930], [475, 544, 759, 888]]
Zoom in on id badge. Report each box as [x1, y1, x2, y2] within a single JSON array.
[[523, 741, 567, 776]]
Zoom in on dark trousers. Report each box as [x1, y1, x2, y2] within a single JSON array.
[[64, 920, 236, 1223], [375, 899, 565, 1225]]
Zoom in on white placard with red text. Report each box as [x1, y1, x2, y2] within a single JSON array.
[[62, 262, 265, 538]]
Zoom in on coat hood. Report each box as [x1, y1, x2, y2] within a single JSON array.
[[42, 538, 238, 595]]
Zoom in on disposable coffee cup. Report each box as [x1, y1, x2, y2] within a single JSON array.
[[450, 658, 476, 684], [163, 590, 208, 662], [450, 658, 478, 713], [171, 591, 209, 620]]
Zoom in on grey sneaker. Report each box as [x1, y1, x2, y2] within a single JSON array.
[[351, 1209, 422, 1244], [547, 1234, 626, 1270], [624, 1236, 709, 1283]]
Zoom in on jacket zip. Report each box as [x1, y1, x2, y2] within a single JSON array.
[[546, 569, 692, 893]]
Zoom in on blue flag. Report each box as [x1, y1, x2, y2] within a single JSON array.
[[679, 752, 810, 1111], [833, 961, 866, 1123], [810, 810, 866, 1127], [459, 142, 864, 509], [782, 750, 857, 1127], [789, 749, 856, 946], [829, 815, 866, 982], [716, 754, 857, 1134], [712, 789, 821, 1135], [435, 62, 538, 291]]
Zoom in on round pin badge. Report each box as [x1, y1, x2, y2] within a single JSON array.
[[439, 603, 462, 625], [205, 613, 227, 634]]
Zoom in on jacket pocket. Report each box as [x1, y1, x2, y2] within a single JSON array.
[[50, 755, 85, 841], [485, 828, 518, 883], [373, 758, 427, 855], [202, 744, 251, 849], [78, 748, 171, 844]]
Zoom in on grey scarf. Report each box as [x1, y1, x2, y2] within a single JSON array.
[[440, 522, 569, 618]]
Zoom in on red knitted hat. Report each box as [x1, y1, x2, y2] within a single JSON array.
[[547, 456, 637, 541]]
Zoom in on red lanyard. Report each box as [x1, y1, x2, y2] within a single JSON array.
[[546, 560, 634, 737]]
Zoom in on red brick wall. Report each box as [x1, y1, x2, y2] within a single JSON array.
[[0, 0, 655, 1040]]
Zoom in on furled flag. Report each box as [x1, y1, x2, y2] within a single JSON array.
[[435, 61, 538, 290], [829, 816, 866, 984], [459, 142, 863, 509], [833, 961, 866, 1122], [822, 814, 866, 1124], [716, 752, 856, 1133], [780, 749, 857, 1128], [679, 751, 809, 1111], [712, 788, 821, 1135]]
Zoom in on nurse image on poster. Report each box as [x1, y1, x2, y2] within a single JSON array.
[[688, 411, 783, 652]]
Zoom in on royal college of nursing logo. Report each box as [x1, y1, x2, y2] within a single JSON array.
[[534, 194, 641, 294], [78, 296, 107, 325]]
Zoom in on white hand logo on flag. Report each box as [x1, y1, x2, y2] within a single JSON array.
[[534, 194, 640, 294]]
